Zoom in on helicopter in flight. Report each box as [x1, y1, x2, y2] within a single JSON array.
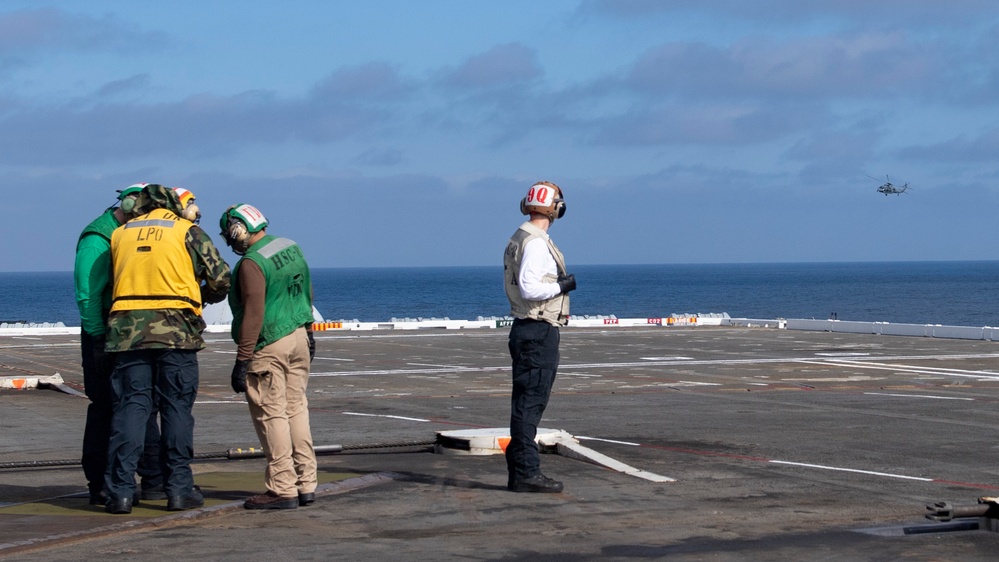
[[868, 174, 910, 196]]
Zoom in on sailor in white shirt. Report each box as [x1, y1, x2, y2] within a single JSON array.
[[502, 181, 576, 493]]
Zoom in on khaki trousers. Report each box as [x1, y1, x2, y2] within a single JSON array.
[[246, 327, 317, 497]]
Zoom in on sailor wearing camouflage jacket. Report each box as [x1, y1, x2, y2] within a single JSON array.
[[103, 184, 231, 514]]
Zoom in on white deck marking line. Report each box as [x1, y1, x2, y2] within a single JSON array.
[[797, 359, 999, 381], [587, 436, 997, 489], [768, 460, 933, 481], [342, 411, 430, 422], [195, 400, 246, 404], [864, 392, 974, 401], [567, 352, 999, 369], [556, 440, 676, 482], [307, 353, 999, 378], [845, 360, 999, 377], [577, 436, 641, 446], [816, 359, 999, 376], [574, 434, 946, 484]]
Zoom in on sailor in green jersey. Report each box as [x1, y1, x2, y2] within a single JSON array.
[[73, 183, 164, 506], [221, 203, 318, 510]]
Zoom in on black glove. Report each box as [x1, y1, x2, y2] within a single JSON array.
[[231, 359, 250, 393], [557, 273, 577, 294], [307, 330, 316, 363]]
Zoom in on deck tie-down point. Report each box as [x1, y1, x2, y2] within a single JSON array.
[[435, 427, 675, 483]]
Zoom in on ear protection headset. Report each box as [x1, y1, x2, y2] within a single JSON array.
[[116, 183, 148, 216], [120, 196, 138, 215], [520, 181, 566, 221], [226, 215, 249, 247], [180, 203, 200, 223], [220, 204, 268, 255], [173, 187, 201, 224]]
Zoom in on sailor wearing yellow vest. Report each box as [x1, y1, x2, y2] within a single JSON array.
[[220, 203, 318, 510], [503, 181, 577, 493], [104, 184, 231, 515]]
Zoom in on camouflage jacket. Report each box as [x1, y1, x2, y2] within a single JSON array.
[[106, 224, 231, 351]]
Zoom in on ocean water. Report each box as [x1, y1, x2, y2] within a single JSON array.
[[5, 262, 999, 327]]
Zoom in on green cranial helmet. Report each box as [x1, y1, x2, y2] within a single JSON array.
[[117, 183, 147, 201], [115, 183, 148, 216], [219, 204, 268, 255], [219, 204, 268, 234]]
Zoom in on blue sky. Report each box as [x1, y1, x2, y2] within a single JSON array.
[[4, 1, 999, 271]]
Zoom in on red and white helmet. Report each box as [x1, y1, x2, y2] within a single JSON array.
[[173, 187, 201, 224], [520, 181, 566, 221]]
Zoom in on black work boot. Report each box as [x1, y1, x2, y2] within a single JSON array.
[[167, 486, 204, 511], [105, 496, 133, 514], [508, 473, 564, 493]]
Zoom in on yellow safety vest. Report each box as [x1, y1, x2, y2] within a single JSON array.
[[110, 208, 202, 314]]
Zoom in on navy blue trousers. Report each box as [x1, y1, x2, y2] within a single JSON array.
[[80, 332, 162, 495], [105, 348, 198, 500], [506, 318, 560, 482]]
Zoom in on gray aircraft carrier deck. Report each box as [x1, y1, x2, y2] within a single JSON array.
[[3, 324, 999, 560]]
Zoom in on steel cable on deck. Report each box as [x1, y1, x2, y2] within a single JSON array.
[[0, 440, 437, 470]]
